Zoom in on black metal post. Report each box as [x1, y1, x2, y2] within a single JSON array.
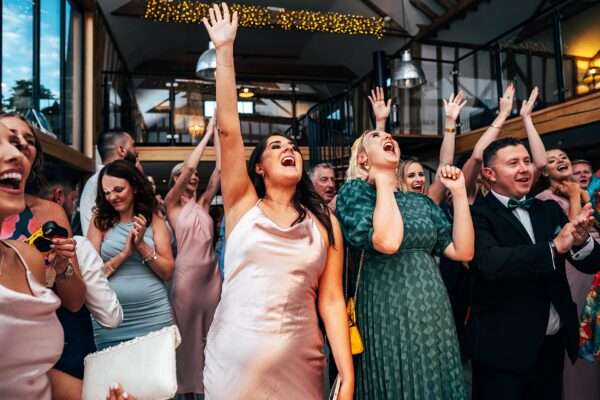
[[291, 82, 298, 139], [552, 10, 566, 102], [452, 61, 460, 134], [168, 81, 175, 144], [493, 44, 504, 107], [372, 51, 387, 88]]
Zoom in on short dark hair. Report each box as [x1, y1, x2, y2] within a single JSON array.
[[483, 137, 525, 167], [39, 176, 78, 200], [97, 130, 132, 162]]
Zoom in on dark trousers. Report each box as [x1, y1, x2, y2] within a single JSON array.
[[472, 334, 564, 400]]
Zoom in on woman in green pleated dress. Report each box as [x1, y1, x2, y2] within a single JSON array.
[[336, 129, 474, 400]]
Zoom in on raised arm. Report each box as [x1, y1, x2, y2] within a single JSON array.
[[203, 4, 257, 234], [428, 91, 467, 204], [438, 166, 474, 262], [519, 87, 547, 180], [368, 86, 391, 131], [464, 83, 514, 197], [318, 215, 354, 400], [370, 170, 404, 254], [164, 116, 215, 210], [198, 124, 221, 209]]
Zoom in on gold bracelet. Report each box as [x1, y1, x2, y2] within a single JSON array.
[[445, 127, 456, 134], [142, 249, 157, 264]]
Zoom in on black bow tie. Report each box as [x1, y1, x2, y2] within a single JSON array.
[[507, 198, 534, 210]]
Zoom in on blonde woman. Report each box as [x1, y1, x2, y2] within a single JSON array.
[[336, 128, 474, 399]]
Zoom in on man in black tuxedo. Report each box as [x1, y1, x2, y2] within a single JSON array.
[[468, 137, 600, 400]]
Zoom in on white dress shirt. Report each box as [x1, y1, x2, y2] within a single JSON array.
[[490, 190, 593, 335], [74, 236, 123, 328], [79, 171, 100, 237]]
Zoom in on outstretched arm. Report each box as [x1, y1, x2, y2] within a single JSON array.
[[199, 124, 222, 209], [165, 116, 215, 212], [464, 83, 514, 197], [428, 91, 467, 204], [368, 86, 391, 131], [318, 216, 354, 400], [203, 3, 257, 235], [520, 87, 546, 181]]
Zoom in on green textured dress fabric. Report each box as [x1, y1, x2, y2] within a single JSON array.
[[336, 179, 466, 400]]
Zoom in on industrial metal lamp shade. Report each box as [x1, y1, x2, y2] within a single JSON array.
[[196, 41, 216, 80], [392, 50, 426, 89]]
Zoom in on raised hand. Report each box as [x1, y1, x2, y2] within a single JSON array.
[[438, 165, 466, 193], [202, 2, 239, 49], [498, 83, 515, 117], [368, 87, 392, 123], [443, 90, 467, 122], [50, 237, 77, 275], [520, 86, 539, 118]]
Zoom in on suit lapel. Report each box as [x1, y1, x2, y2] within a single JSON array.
[[485, 194, 534, 244]]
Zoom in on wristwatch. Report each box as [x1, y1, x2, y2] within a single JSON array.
[[56, 260, 74, 281]]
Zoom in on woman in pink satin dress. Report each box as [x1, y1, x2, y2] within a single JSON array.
[[201, 5, 354, 400], [165, 117, 222, 398]]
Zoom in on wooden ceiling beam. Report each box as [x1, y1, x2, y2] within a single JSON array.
[[410, 0, 440, 21]]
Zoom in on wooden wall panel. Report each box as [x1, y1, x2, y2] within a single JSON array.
[[456, 92, 600, 154]]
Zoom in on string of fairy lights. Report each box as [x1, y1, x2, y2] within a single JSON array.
[[144, 0, 385, 39]]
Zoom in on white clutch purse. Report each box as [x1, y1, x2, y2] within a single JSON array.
[[82, 325, 181, 400]]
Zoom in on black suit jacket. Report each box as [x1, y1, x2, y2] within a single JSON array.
[[467, 194, 600, 373]]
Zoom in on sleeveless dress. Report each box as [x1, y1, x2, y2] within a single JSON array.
[[336, 179, 466, 400], [171, 201, 222, 394], [203, 204, 327, 400], [92, 222, 174, 349], [0, 240, 64, 400]]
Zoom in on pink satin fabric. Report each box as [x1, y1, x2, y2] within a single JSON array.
[[204, 205, 327, 400], [171, 201, 222, 394], [0, 240, 63, 400]]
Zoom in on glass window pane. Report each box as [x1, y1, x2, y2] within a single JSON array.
[[40, 0, 62, 139], [2, 0, 34, 112]]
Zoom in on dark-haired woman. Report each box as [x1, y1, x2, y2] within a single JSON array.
[[202, 5, 353, 400], [87, 160, 174, 350], [165, 116, 222, 398], [0, 113, 85, 311]]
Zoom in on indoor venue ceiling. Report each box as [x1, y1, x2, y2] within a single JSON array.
[[98, 0, 552, 99]]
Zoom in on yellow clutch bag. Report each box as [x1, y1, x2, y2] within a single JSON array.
[[347, 297, 364, 355]]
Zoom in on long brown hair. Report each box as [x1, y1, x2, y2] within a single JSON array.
[[94, 160, 156, 231], [248, 133, 335, 245]]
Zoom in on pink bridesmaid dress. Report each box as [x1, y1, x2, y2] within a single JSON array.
[[203, 203, 327, 400], [171, 201, 222, 395], [0, 240, 64, 400]]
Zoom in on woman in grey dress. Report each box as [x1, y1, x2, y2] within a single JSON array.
[[87, 160, 174, 349]]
